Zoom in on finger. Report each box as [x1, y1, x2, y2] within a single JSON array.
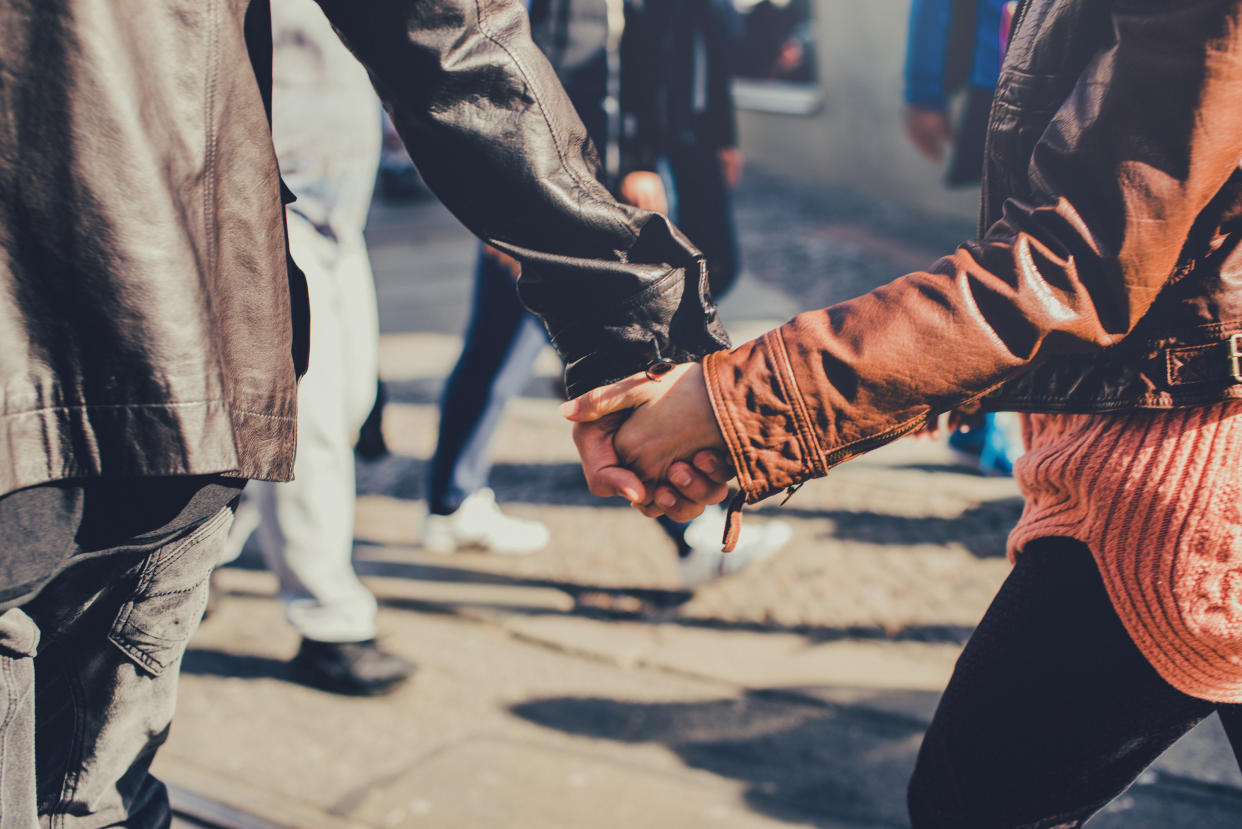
[[590, 466, 647, 502], [691, 450, 736, 484], [650, 485, 708, 523], [559, 374, 649, 422], [667, 461, 729, 505], [632, 500, 665, 518], [571, 420, 646, 503]]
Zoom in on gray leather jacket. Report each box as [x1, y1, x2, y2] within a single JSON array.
[[0, 0, 729, 498]]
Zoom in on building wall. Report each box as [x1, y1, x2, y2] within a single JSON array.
[[735, 0, 982, 225]]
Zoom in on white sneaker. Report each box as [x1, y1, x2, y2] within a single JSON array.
[[677, 505, 792, 588], [421, 488, 549, 555]]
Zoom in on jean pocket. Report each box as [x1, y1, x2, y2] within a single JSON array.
[[0, 608, 39, 660], [107, 507, 232, 676]]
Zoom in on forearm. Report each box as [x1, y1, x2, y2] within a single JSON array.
[[317, 0, 728, 394]]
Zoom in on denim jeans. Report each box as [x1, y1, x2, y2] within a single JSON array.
[[0, 499, 234, 828], [427, 253, 549, 515]]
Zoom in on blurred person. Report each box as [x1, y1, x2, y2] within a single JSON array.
[[0, 0, 729, 823], [903, 0, 1007, 185], [904, 0, 1022, 478], [622, 0, 744, 299], [736, 0, 816, 83], [421, 0, 614, 559], [622, 0, 792, 576], [423, 0, 790, 584], [565, 1, 1242, 825], [217, 0, 414, 697]]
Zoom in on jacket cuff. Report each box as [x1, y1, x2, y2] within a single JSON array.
[[555, 263, 730, 397], [703, 330, 829, 503]]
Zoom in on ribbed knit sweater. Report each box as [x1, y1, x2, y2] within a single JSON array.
[[1008, 401, 1242, 702]]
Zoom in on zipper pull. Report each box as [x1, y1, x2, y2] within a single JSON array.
[[722, 490, 746, 552], [778, 483, 804, 506]]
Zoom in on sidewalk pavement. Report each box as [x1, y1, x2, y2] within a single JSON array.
[[159, 171, 1242, 828]]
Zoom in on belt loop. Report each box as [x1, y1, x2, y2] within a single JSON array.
[[1230, 334, 1242, 383]]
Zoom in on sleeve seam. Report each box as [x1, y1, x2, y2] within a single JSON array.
[[472, 0, 637, 245]]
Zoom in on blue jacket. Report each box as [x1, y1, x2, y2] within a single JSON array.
[[904, 0, 1007, 109]]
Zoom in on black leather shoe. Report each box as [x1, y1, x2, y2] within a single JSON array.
[[289, 638, 415, 696], [353, 381, 390, 460]]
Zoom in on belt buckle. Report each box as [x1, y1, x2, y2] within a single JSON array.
[[1230, 334, 1242, 383]]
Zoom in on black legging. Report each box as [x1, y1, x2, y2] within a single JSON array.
[[908, 537, 1242, 828]]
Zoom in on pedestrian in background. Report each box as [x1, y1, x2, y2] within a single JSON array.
[[902, 0, 1006, 185], [217, 0, 414, 698], [903, 0, 1023, 478], [566, 1, 1242, 825], [423, 0, 791, 585]]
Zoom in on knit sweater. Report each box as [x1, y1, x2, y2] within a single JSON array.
[[1008, 402, 1242, 702]]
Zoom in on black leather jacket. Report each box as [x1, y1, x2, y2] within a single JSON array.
[[0, 0, 728, 498]]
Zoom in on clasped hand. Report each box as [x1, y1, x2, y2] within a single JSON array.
[[559, 362, 734, 521]]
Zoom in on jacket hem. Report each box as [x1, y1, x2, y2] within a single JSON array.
[[0, 400, 296, 499]]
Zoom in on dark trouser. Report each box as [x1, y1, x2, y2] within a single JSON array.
[[426, 253, 548, 516], [665, 144, 739, 298], [908, 537, 1242, 828], [0, 477, 241, 828]]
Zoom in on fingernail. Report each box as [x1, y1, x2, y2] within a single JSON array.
[[656, 491, 677, 509], [622, 488, 642, 503], [671, 469, 692, 487], [558, 401, 575, 418]]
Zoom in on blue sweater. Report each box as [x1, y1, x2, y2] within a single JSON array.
[[904, 0, 1007, 110]]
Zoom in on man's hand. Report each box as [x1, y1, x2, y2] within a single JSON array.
[[560, 363, 733, 520], [619, 171, 669, 214], [719, 147, 744, 190], [903, 106, 953, 164], [482, 243, 521, 280]]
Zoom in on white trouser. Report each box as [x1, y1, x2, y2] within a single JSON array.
[[222, 212, 381, 643]]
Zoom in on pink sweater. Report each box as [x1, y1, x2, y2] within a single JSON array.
[[1008, 402, 1242, 702]]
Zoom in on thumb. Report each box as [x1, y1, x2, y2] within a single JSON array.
[[559, 373, 650, 422]]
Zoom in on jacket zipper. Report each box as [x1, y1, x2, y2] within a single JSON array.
[[820, 416, 929, 470]]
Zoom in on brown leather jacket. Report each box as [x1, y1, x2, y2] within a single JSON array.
[[706, 0, 1242, 505], [0, 0, 728, 498]]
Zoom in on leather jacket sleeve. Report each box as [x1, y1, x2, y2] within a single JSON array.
[[315, 0, 729, 396], [705, 0, 1242, 503]]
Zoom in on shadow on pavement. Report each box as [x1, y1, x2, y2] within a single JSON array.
[[509, 689, 1242, 829], [180, 649, 290, 682], [218, 553, 978, 644], [796, 501, 1026, 559], [509, 689, 929, 828]]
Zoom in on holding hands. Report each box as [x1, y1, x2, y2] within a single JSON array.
[[559, 362, 733, 522]]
